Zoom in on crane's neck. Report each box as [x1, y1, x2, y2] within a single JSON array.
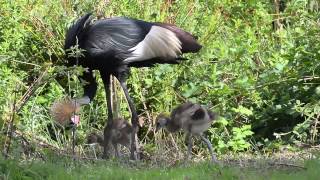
[[76, 96, 90, 105]]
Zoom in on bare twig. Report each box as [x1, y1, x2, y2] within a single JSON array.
[[72, 125, 76, 161], [13, 129, 102, 161], [312, 113, 320, 144], [173, 90, 187, 102], [273, 0, 283, 31], [14, 129, 59, 149], [247, 75, 320, 91], [3, 86, 19, 159], [16, 68, 49, 113], [169, 134, 180, 154], [301, 76, 320, 81], [1, 57, 41, 67], [139, 87, 153, 142], [56, 151, 105, 161], [272, 162, 306, 170]]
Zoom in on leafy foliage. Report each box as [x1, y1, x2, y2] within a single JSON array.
[[0, 0, 320, 158]]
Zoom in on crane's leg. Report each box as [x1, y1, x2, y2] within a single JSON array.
[[113, 143, 120, 158], [200, 134, 218, 163], [100, 72, 113, 159], [117, 77, 139, 160], [185, 133, 192, 160]]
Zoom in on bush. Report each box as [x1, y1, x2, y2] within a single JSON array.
[[0, 0, 319, 157]]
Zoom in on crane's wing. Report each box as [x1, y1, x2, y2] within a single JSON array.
[[155, 23, 202, 53], [171, 102, 195, 120], [83, 17, 183, 62], [170, 102, 202, 125], [83, 17, 145, 59], [124, 25, 182, 62]]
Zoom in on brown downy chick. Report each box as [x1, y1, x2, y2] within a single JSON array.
[[87, 118, 133, 158], [109, 118, 132, 148], [87, 132, 104, 145], [156, 102, 218, 163]]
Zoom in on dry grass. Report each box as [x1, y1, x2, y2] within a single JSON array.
[[3, 129, 320, 180], [14, 128, 318, 171]]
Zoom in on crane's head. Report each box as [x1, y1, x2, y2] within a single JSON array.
[[155, 113, 170, 132], [50, 97, 81, 127]]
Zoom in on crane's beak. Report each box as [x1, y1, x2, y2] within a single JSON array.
[[75, 96, 90, 105]]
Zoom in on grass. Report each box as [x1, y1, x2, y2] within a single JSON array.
[[1, 155, 320, 180], [1, 1, 320, 179]]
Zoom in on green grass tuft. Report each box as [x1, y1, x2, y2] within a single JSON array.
[[1, 156, 319, 180]]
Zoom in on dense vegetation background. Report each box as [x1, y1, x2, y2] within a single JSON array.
[[0, 0, 320, 164]]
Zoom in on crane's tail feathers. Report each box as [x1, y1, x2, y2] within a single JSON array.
[[124, 26, 182, 63], [156, 23, 202, 53]]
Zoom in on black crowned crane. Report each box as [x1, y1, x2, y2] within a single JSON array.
[[64, 13, 202, 159]]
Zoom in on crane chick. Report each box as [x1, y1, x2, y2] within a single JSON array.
[[156, 102, 218, 163], [87, 118, 133, 158]]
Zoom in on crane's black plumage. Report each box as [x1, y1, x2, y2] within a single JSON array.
[[64, 13, 202, 159]]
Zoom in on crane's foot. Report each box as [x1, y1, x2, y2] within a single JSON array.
[[129, 123, 141, 160], [199, 134, 221, 165], [211, 155, 220, 164], [130, 133, 140, 160], [102, 148, 111, 159]]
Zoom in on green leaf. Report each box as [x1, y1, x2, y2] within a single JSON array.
[[232, 106, 253, 116], [216, 117, 229, 126]]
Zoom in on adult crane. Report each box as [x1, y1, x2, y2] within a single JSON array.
[[64, 13, 202, 159]]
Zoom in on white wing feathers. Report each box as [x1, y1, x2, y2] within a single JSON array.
[[124, 26, 182, 62]]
